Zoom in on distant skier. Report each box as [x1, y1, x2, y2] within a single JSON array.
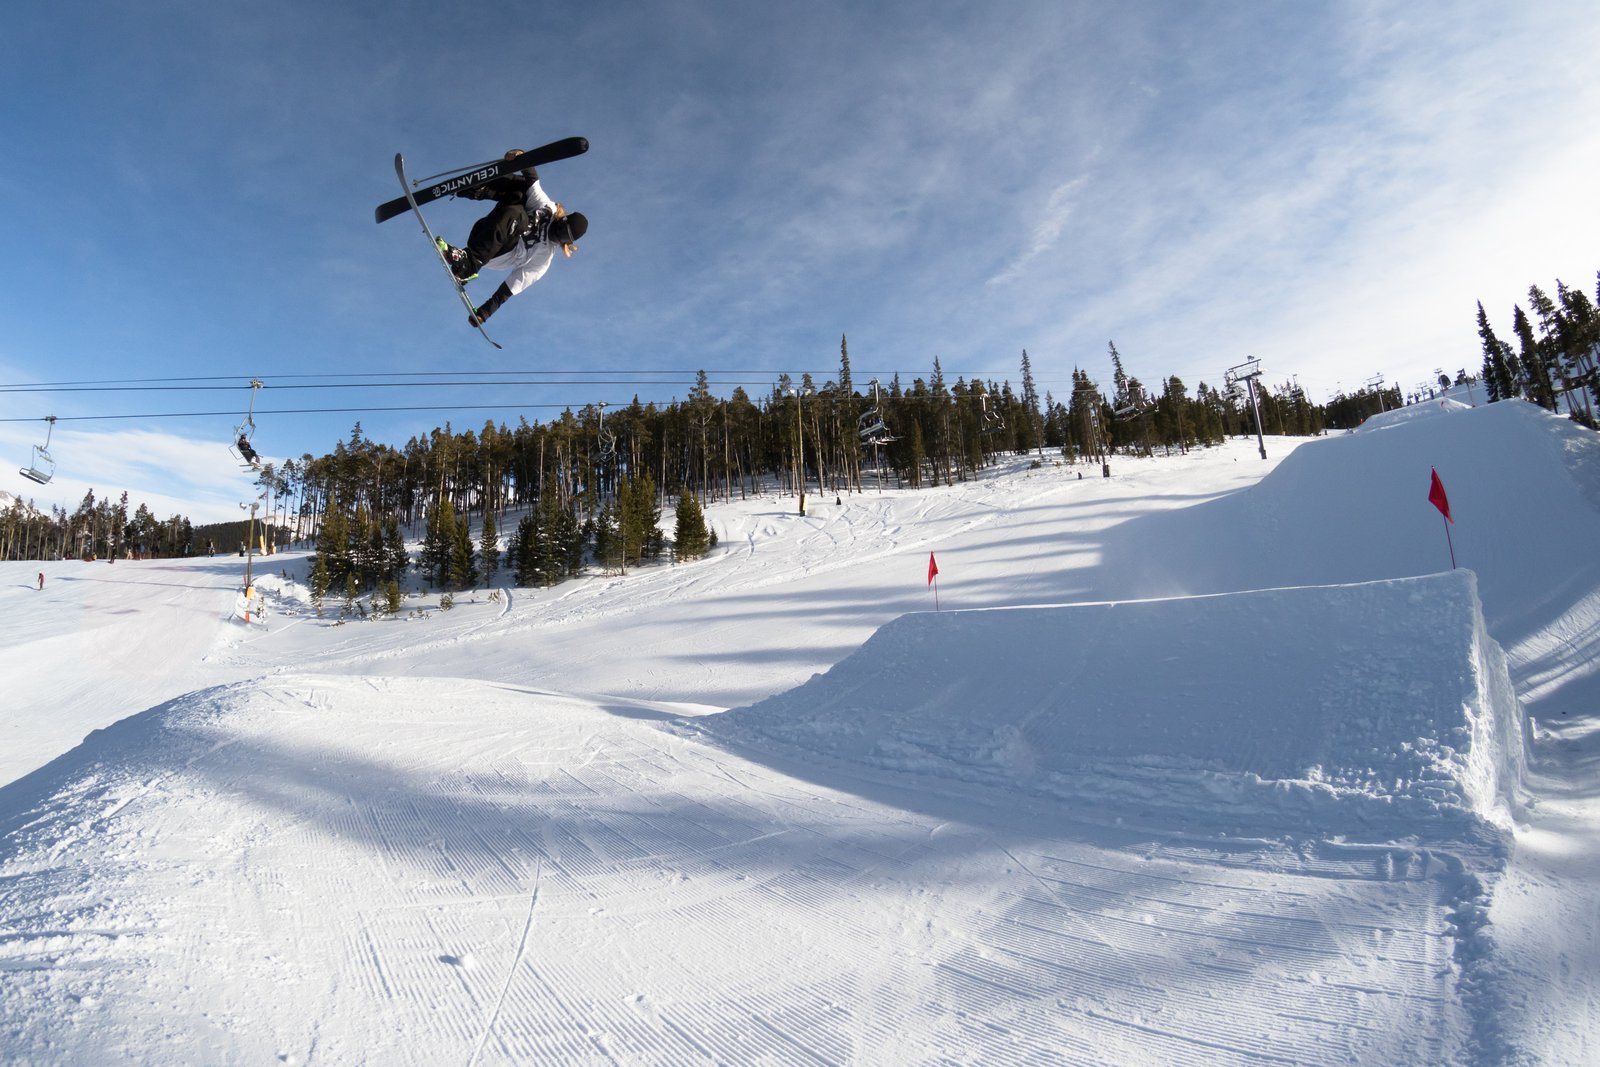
[[237, 434, 259, 464], [37, 572, 44, 590], [435, 149, 588, 327]]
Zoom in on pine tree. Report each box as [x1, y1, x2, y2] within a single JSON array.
[[1512, 304, 1558, 410], [421, 498, 455, 586], [1479, 351, 1500, 403], [685, 370, 716, 502], [509, 514, 537, 585], [619, 471, 662, 565], [309, 553, 330, 609], [349, 504, 376, 589], [594, 496, 623, 574], [1477, 302, 1516, 402], [1019, 350, 1043, 456], [382, 515, 408, 583], [533, 483, 577, 586], [1558, 281, 1600, 420], [1527, 284, 1578, 411], [837, 335, 861, 492], [451, 512, 477, 588], [480, 509, 501, 580], [674, 491, 710, 561], [317, 496, 353, 588], [556, 497, 585, 580], [905, 419, 926, 489], [1159, 376, 1191, 454], [1109, 342, 1128, 408]]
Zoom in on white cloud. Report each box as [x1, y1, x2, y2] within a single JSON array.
[[988, 177, 1090, 288], [969, 1, 1600, 400]]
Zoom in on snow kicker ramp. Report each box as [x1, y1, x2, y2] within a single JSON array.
[[1097, 399, 1600, 718], [713, 568, 1527, 844]]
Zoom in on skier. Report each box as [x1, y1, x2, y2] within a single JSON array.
[[37, 572, 44, 590], [237, 434, 259, 464], [435, 149, 588, 327]]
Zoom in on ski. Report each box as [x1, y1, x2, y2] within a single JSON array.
[[374, 136, 588, 224], [394, 153, 501, 349]]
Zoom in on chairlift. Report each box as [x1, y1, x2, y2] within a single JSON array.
[[596, 400, 617, 458], [858, 379, 896, 446], [978, 394, 1004, 435], [1112, 381, 1152, 421], [857, 408, 892, 445], [18, 416, 58, 485], [229, 379, 265, 469]]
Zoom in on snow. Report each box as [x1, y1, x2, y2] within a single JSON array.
[[711, 571, 1526, 843], [2, 399, 1597, 1064]]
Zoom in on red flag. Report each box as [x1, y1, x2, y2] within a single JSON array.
[[927, 552, 939, 585], [1428, 468, 1453, 524]]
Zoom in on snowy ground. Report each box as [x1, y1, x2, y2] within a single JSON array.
[[2, 399, 1597, 1064]]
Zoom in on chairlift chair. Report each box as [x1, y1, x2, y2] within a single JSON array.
[[857, 408, 893, 446], [978, 395, 1004, 435], [229, 423, 261, 469], [1114, 379, 1157, 420], [1113, 398, 1150, 420], [858, 379, 897, 446], [596, 400, 618, 458], [229, 379, 266, 469], [19, 416, 57, 485]]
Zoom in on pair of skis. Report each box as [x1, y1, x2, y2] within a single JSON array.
[[380, 136, 588, 348]]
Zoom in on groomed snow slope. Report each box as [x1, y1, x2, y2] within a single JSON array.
[[0, 672, 1499, 1064], [0, 558, 246, 784]]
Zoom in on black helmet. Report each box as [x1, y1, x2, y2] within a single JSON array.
[[551, 212, 588, 245]]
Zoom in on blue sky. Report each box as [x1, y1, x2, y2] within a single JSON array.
[[3, 0, 1598, 521]]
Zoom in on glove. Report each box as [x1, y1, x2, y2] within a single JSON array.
[[469, 283, 513, 326]]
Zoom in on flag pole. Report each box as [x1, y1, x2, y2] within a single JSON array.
[[1428, 468, 1456, 570]]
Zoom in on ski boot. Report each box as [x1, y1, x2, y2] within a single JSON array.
[[436, 237, 478, 282]]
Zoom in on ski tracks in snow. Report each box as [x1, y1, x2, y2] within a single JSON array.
[[0, 673, 1487, 1064], [467, 859, 541, 1067]]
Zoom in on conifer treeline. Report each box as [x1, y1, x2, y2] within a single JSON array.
[[0, 488, 195, 563], [1475, 272, 1600, 426], [284, 342, 1324, 595]]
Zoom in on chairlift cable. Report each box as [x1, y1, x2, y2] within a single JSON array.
[[0, 368, 1087, 392], [0, 378, 856, 394], [0, 403, 650, 424]]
